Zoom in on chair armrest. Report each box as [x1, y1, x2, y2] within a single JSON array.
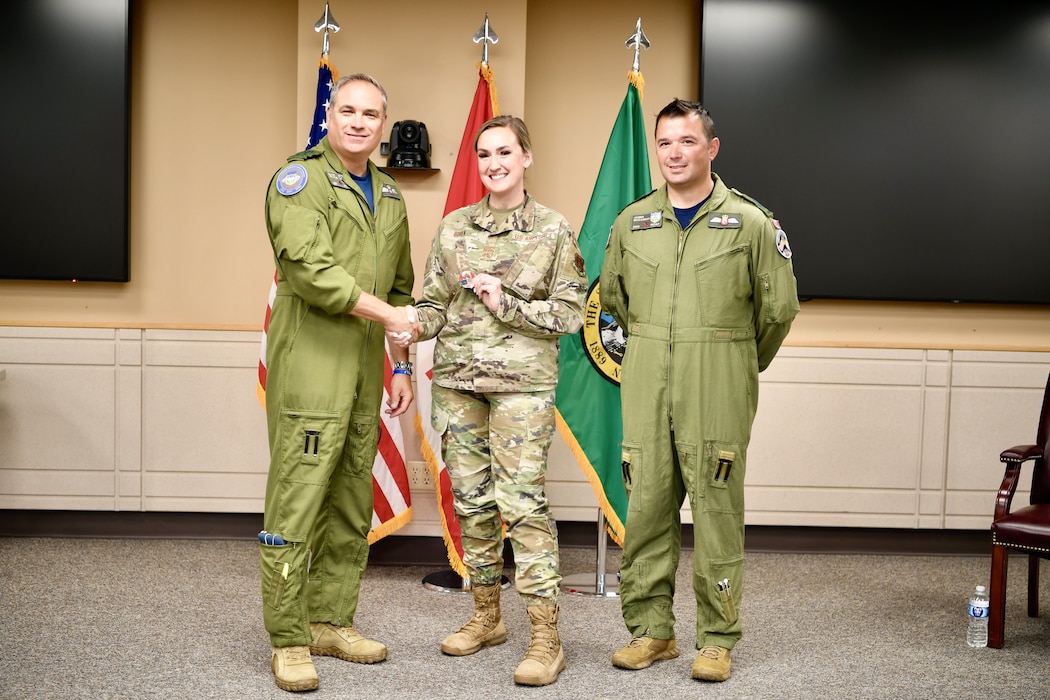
[[994, 445, 1042, 520], [1000, 444, 1042, 463]]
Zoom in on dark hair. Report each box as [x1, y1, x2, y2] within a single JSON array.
[[473, 115, 533, 153], [655, 99, 716, 140]]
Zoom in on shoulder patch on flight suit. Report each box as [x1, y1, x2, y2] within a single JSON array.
[[325, 171, 353, 190], [275, 164, 308, 196], [380, 182, 401, 200], [774, 220, 793, 259], [630, 211, 663, 231], [707, 212, 742, 228]]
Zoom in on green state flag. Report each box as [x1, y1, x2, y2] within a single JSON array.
[[555, 75, 651, 544]]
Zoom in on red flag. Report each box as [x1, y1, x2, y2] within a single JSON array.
[[414, 64, 499, 576], [257, 57, 412, 543]]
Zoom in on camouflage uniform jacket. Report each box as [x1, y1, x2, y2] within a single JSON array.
[[416, 193, 587, 393]]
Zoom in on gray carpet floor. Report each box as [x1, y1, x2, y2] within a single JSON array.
[[0, 537, 1046, 699]]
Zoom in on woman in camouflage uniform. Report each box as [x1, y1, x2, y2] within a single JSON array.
[[412, 115, 587, 687]]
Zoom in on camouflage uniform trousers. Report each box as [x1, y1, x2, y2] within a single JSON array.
[[433, 384, 561, 604]]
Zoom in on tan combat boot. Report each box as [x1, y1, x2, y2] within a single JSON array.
[[513, 604, 566, 686], [309, 622, 387, 663], [271, 645, 319, 692], [440, 582, 507, 656]]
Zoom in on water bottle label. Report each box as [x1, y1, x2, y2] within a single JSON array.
[[968, 603, 989, 619]]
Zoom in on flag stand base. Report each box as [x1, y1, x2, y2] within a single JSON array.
[[560, 508, 620, 598], [422, 569, 511, 594]]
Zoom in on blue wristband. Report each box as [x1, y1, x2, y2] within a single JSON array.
[[392, 368, 411, 376]]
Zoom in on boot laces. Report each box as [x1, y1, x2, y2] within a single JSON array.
[[284, 646, 311, 663], [626, 636, 651, 648], [698, 645, 723, 659], [459, 610, 497, 636], [524, 626, 559, 662]]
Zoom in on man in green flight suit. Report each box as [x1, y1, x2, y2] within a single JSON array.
[[601, 99, 799, 683], [260, 73, 418, 693]]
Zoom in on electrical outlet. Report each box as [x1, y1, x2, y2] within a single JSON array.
[[407, 460, 433, 489]]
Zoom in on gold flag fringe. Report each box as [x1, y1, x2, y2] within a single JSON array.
[[320, 55, 339, 82], [479, 62, 501, 117], [628, 70, 645, 102], [414, 413, 469, 577], [554, 409, 626, 546], [367, 505, 414, 545]]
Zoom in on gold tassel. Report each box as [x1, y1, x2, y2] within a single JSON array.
[[628, 69, 645, 102], [320, 56, 339, 82], [479, 61, 501, 117]]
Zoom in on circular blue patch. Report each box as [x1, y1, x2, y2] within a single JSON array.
[[276, 164, 308, 196]]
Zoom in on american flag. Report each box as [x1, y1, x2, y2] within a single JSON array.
[[257, 57, 411, 543]]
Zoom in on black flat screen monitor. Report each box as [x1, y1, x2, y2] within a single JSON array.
[[700, 0, 1050, 304], [0, 0, 130, 282]]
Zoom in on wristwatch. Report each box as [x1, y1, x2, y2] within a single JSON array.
[[392, 361, 413, 376]]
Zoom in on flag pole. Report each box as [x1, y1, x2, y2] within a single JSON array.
[[421, 13, 508, 594], [560, 17, 651, 599], [313, 3, 340, 58]]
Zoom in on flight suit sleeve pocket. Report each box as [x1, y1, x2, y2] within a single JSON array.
[[759, 263, 801, 324], [275, 204, 326, 263]]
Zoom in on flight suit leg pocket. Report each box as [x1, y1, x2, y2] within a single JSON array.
[[702, 440, 746, 514], [273, 409, 341, 540], [621, 442, 642, 509], [262, 547, 294, 611], [346, 410, 379, 478]]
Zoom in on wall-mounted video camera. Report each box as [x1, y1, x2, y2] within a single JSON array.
[[381, 120, 431, 168]]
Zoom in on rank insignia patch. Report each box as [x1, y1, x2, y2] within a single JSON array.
[[574, 253, 586, 276], [325, 171, 352, 190], [708, 212, 742, 228], [630, 211, 663, 231], [276, 164, 308, 196]]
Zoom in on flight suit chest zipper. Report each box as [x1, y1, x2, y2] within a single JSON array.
[[668, 221, 691, 432]]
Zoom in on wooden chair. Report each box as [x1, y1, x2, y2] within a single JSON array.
[[988, 370, 1050, 648]]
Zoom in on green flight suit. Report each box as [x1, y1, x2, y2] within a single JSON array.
[[600, 174, 799, 650], [259, 136, 414, 647]]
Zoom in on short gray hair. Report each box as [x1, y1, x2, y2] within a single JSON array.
[[330, 73, 388, 115]]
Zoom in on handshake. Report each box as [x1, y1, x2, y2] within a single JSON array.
[[386, 273, 504, 349], [387, 305, 422, 349]]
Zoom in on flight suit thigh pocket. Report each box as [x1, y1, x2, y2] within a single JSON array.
[[346, 410, 379, 478], [273, 409, 341, 539], [262, 547, 294, 611], [702, 440, 746, 514], [621, 442, 642, 509]]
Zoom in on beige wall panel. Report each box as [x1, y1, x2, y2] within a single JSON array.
[[749, 383, 924, 489], [946, 387, 1044, 492], [142, 366, 268, 474], [0, 365, 116, 471], [144, 472, 265, 510]]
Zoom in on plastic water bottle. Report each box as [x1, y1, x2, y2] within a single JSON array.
[[966, 585, 989, 648]]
